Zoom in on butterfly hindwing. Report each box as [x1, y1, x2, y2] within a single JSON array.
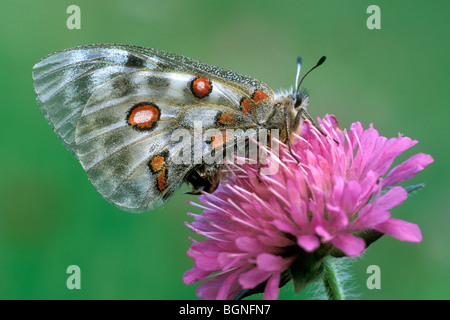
[[76, 71, 188, 211], [33, 44, 276, 212]]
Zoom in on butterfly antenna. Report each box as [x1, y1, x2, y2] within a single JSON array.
[[295, 56, 326, 94], [295, 56, 302, 90]]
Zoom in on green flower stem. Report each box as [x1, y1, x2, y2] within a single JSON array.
[[322, 257, 343, 300]]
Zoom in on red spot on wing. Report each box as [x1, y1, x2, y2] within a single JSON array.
[[211, 132, 232, 149], [252, 90, 269, 104], [128, 103, 160, 130], [217, 112, 238, 126], [157, 168, 167, 192], [240, 98, 253, 114], [150, 155, 165, 173], [191, 77, 212, 99]]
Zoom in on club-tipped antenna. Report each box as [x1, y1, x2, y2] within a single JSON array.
[[295, 56, 326, 94]]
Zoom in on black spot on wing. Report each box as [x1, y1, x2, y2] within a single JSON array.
[[104, 132, 126, 150], [111, 153, 132, 178], [146, 75, 171, 88], [124, 54, 147, 69]]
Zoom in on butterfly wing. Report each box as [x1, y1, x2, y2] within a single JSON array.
[[33, 44, 275, 212]]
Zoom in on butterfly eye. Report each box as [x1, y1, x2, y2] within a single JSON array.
[[294, 93, 303, 109]]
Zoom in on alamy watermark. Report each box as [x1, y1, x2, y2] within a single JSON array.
[[367, 5, 381, 30], [67, 5, 81, 29], [66, 265, 81, 290], [169, 122, 281, 175], [366, 265, 381, 290]]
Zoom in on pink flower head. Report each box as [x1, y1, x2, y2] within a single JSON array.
[[183, 115, 433, 300]]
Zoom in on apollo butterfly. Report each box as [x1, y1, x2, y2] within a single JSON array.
[[33, 44, 325, 212]]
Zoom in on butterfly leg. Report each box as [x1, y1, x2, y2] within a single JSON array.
[[300, 109, 326, 137], [284, 113, 300, 163], [256, 158, 262, 183], [300, 109, 339, 145]]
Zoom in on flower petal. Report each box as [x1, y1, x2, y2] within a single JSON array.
[[272, 219, 299, 235], [375, 186, 408, 210], [341, 180, 362, 215], [197, 281, 221, 300], [257, 253, 293, 272], [218, 252, 248, 270], [264, 273, 280, 300], [326, 203, 348, 231], [195, 255, 221, 271], [375, 136, 418, 176], [331, 233, 366, 257], [236, 236, 264, 252], [350, 187, 407, 231], [289, 200, 309, 229], [183, 268, 209, 284], [216, 271, 239, 300], [382, 153, 434, 187], [297, 235, 320, 252], [374, 218, 422, 242], [315, 225, 332, 241], [239, 267, 270, 289], [350, 203, 391, 231]]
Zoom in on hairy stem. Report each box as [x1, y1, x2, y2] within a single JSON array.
[[322, 257, 344, 300]]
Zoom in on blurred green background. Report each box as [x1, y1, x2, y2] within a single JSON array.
[[0, 0, 448, 299]]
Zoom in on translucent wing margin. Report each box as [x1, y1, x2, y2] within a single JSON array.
[[32, 45, 160, 156]]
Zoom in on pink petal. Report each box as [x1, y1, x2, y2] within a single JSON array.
[[331, 233, 366, 257], [264, 273, 280, 300], [326, 203, 349, 231], [289, 200, 309, 229], [355, 128, 380, 176], [375, 186, 408, 210], [350, 203, 391, 231], [350, 187, 407, 231], [183, 268, 208, 284], [256, 253, 292, 272], [306, 149, 318, 167], [217, 252, 247, 270], [197, 281, 221, 300], [315, 225, 331, 241], [374, 218, 422, 242], [236, 236, 264, 252], [382, 153, 434, 187], [322, 114, 339, 130], [257, 232, 295, 247], [239, 267, 270, 288], [216, 272, 239, 300], [331, 176, 345, 205], [375, 136, 418, 176], [359, 170, 380, 204], [348, 122, 364, 149], [188, 240, 219, 256], [195, 255, 221, 271], [272, 219, 299, 235], [297, 235, 320, 252], [341, 181, 362, 214], [309, 195, 325, 221]]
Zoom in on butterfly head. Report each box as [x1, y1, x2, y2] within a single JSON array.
[[289, 55, 326, 136]]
